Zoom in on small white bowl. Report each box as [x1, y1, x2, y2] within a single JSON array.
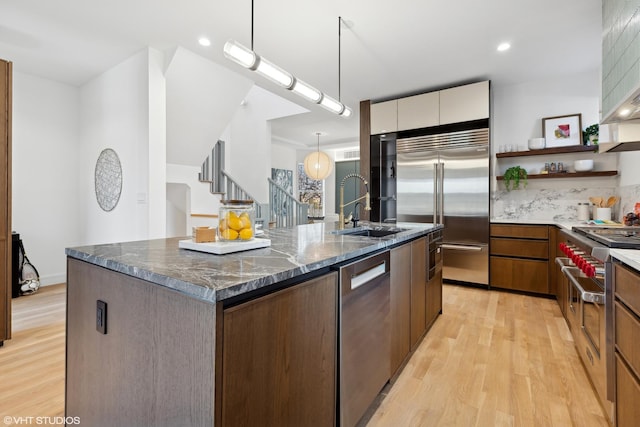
[[528, 138, 546, 150], [574, 159, 594, 172]]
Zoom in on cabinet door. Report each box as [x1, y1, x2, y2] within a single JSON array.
[[439, 81, 489, 125], [490, 256, 549, 294], [370, 100, 398, 134], [221, 272, 337, 427], [397, 92, 439, 131], [426, 267, 442, 330], [0, 59, 11, 343], [390, 243, 411, 377], [410, 238, 427, 349], [616, 353, 640, 427]]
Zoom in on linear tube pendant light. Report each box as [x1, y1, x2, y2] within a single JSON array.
[[223, 4, 351, 117]]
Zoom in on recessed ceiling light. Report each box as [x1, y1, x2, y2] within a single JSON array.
[[619, 108, 631, 117], [497, 42, 511, 52], [198, 37, 211, 47]]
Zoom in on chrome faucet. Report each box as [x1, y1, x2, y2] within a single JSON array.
[[339, 173, 371, 230]]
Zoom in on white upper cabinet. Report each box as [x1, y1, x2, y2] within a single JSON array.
[[369, 81, 490, 135], [439, 81, 489, 125], [370, 100, 398, 134], [397, 91, 440, 131]]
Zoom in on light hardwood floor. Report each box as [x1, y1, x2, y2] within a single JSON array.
[[0, 284, 65, 422], [0, 284, 608, 426], [368, 284, 609, 427]]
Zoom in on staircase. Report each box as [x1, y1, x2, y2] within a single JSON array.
[[199, 140, 308, 228]]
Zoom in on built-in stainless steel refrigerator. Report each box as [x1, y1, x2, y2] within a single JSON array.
[[396, 127, 489, 285]]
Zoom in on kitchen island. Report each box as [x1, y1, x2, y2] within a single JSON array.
[[65, 221, 441, 427]]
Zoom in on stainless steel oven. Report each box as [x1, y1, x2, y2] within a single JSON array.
[[556, 229, 612, 422], [556, 226, 640, 425]]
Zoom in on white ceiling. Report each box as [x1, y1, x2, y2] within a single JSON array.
[[0, 0, 602, 148]]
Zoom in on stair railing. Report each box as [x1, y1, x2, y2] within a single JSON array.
[[268, 178, 309, 228]]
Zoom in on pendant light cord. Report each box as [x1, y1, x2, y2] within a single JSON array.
[[338, 16, 342, 102], [251, 0, 254, 50]]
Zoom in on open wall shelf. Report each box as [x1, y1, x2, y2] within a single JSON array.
[[496, 170, 618, 180], [496, 145, 597, 158]]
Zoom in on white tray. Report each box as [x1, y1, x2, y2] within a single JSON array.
[[179, 238, 271, 255]]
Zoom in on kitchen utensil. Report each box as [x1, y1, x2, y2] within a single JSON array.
[[574, 159, 594, 172], [606, 196, 619, 207], [589, 196, 603, 207]]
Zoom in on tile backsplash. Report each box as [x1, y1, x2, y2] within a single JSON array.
[[619, 184, 640, 217], [492, 186, 619, 221]]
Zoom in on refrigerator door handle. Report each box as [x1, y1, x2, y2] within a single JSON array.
[[433, 163, 438, 226], [438, 162, 444, 224]]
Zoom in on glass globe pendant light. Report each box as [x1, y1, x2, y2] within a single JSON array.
[[304, 133, 333, 180]]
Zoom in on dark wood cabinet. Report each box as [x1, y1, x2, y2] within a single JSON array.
[[219, 272, 338, 427], [66, 258, 216, 427], [390, 234, 441, 378], [489, 224, 551, 294], [410, 237, 427, 350], [390, 243, 411, 377], [614, 262, 640, 427], [0, 58, 11, 345], [426, 267, 442, 329]]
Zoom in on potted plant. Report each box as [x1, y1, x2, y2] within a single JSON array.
[[583, 123, 599, 145], [503, 166, 528, 191]]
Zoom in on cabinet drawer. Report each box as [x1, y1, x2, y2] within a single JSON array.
[[490, 238, 549, 259], [490, 256, 549, 294], [616, 353, 640, 427], [615, 301, 640, 378], [615, 263, 640, 317], [490, 224, 548, 240]]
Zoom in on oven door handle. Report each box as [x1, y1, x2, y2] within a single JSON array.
[[561, 265, 605, 305]]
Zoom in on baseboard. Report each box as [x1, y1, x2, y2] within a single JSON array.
[[39, 273, 66, 287]]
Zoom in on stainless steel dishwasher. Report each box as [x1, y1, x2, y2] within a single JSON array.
[[335, 250, 390, 427]]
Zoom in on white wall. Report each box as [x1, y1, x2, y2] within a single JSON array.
[[166, 163, 220, 235], [79, 48, 164, 245], [166, 183, 189, 238], [491, 70, 621, 221], [148, 48, 167, 239], [11, 72, 80, 285]]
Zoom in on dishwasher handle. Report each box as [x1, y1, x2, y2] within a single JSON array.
[[351, 262, 386, 290], [441, 243, 483, 251]]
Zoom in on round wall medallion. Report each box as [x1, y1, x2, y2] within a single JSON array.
[[94, 148, 123, 212]]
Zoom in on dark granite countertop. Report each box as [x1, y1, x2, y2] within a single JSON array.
[[66, 221, 441, 303]]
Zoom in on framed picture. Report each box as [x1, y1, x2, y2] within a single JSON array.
[[542, 113, 583, 148]]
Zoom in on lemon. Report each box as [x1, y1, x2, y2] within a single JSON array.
[[228, 216, 243, 231], [239, 228, 253, 240], [221, 229, 239, 240], [218, 218, 227, 232], [240, 216, 252, 230]]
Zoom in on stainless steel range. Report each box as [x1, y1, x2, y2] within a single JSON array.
[[573, 226, 640, 249], [556, 226, 640, 423]]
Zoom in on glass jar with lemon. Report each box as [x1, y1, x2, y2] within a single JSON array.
[[218, 200, 255, 241]]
